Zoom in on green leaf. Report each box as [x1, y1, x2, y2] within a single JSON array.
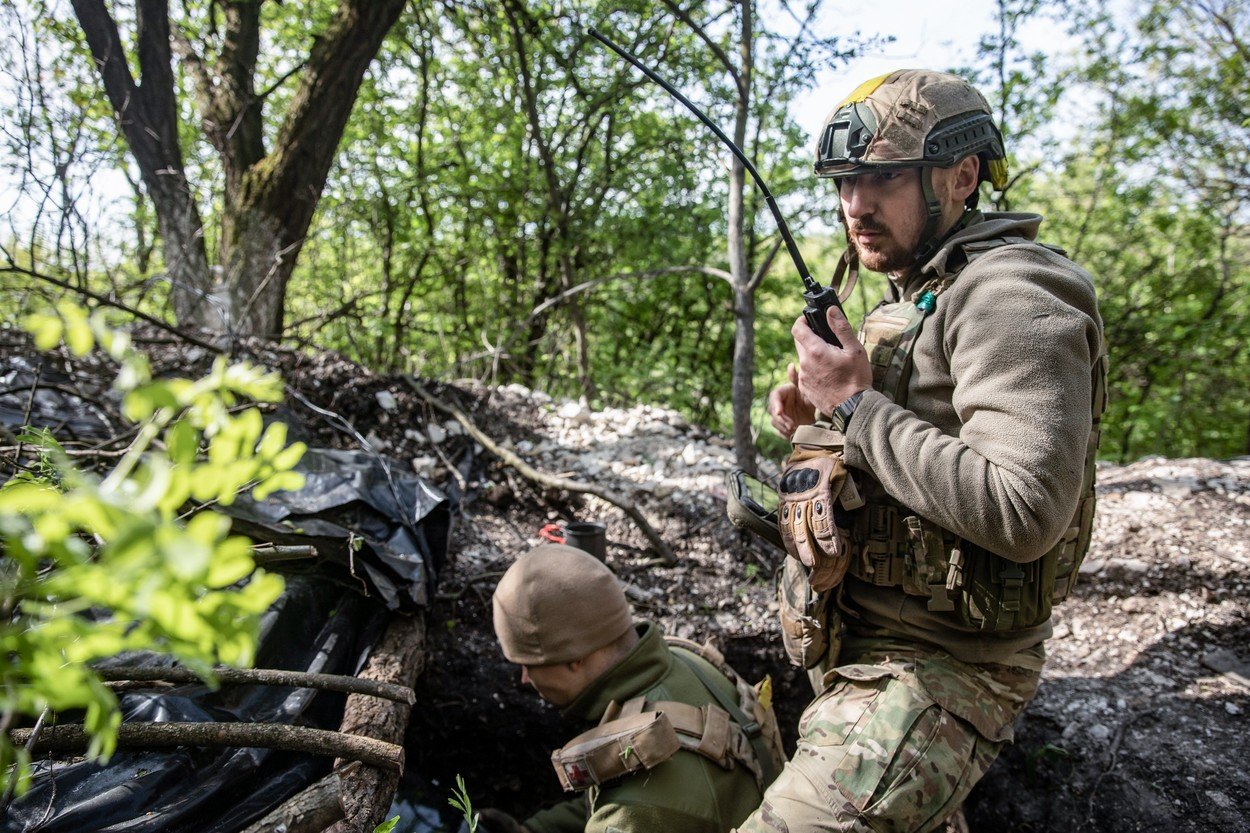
[[24, 311, 63, 351]]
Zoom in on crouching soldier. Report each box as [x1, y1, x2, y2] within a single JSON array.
[[479, 543, 785, 833]]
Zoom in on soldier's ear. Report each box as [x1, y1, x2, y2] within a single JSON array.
[[952, 155, 980, 201]]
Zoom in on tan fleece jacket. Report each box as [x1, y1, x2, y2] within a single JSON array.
[[842, 211, 1104, 663]]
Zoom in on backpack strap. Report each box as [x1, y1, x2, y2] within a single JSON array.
[[667, 645, 782, 787]]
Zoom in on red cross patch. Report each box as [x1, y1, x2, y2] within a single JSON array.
[[563, 761, 593, 789]]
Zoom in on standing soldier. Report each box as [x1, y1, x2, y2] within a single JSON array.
[[481, 543, 785, 833], [750, 69, 1106, 832]]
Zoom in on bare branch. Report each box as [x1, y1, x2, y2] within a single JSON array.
[[9, 722, 405, 772], [406, 379, 677, 566], [95, 665, 416, 706]]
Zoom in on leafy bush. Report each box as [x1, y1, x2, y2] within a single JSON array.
[[0, 302, 304, 796]]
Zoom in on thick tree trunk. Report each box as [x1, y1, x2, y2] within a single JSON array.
[[71, 0, 214, 326], [72, 0, 408, 338]]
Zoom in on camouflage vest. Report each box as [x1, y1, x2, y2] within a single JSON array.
[[848, 235, 1108, 631]]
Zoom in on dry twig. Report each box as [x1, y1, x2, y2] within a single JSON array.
[[405, 378, 676, 565]]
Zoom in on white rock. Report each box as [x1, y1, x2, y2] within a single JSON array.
[[557, 401, 590, 424], [680, 442, 702, 467], [443, 420, 465, 437], [375, 390, 398, 411], [1159, 477, 1198, 498], [404, 428, 425, 442], [1225, 702, 1243, 715], [427, 423, 447, 444]]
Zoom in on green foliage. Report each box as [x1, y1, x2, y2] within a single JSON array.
[[448, 773, 478, 833], [0, 302, 304, 796], [5, 1, 1250, 461], [372, 817, 400, 833]]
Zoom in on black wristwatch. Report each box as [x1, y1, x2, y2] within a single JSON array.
[[832, 391, 865, 433]]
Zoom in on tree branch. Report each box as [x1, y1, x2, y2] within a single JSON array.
[[96, 665, 416, 705], [748, 236, 784, 293], [660, 0, 743, 93], [405, 379, 677, 566], [3, 264, 222, 353], [9, 722, 404, 772]]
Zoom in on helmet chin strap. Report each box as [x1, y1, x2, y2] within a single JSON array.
[[911, 167, 947, 265]]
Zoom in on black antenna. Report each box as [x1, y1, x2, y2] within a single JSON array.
[[588, 27, 819, 295], [589, 27, 844, 345]]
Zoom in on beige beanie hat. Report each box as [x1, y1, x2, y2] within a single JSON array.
[[492, 544, 633, 665]]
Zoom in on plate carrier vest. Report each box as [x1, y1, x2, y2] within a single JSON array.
[[846, 235, 1108, 631], [549, 636, 786, 793]]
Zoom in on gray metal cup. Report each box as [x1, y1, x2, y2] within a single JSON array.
[[562, 521, 607, 562]]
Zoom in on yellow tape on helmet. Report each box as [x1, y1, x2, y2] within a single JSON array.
[[988, 157, 1009, 190], [835, 71, 895, 108]]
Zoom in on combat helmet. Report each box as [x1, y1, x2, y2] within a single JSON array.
[[815, 69, 1008, 263]]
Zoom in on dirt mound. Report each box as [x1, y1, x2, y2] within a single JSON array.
[[401, 385, 1250, 832]]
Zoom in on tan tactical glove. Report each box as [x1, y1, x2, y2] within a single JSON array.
[[777, 425, 863, 592]]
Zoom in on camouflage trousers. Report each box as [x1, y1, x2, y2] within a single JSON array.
[[736, 636, 1043, 833]]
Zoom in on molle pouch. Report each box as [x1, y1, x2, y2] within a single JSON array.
[[778, 424, 864, 592], [550, 710, 681, 792], [777, 553, 841, 669], [954, 542, 1058, 631], [859, 299, 928, 403]]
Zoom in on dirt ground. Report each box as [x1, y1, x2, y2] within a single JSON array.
[[393, 382, 1250, 832], [5, 329, 1247, 831]]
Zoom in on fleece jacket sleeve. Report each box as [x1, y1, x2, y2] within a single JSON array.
[[844, 245, 1102, 562]]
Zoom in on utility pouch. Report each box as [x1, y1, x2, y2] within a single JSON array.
[[957, 540, 1059, 631], [778, 423, 864, 592], [777, 553, 841, 669], [550, 710, 681, 792]]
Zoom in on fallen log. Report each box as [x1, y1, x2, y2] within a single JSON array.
[[327, 611, 428, 833], [406, 377, 676, 565], [237, 763, 358, 833]]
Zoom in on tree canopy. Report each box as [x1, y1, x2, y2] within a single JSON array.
[[2, 0, 1248, 461]]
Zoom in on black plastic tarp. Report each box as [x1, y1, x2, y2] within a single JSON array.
[[3, 577, 385, 832], [220, 447, 451, 612], [5, 446, 454, 831]]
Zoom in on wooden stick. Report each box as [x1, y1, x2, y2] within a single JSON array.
[[405, 377, 676, 565], [328, 612, 427, 833], [238, 764, 356, 833], [8, 723, 404, 773], [95, 665, 416, 706]]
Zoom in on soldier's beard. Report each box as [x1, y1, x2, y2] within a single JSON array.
[[850, 220, 919, 275]]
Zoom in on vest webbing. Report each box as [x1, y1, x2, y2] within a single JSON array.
[[665, 637, 785, 788], [847, 235, 1107, 631]]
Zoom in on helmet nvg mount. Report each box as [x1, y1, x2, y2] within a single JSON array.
[[815, 69, 1008, 264]]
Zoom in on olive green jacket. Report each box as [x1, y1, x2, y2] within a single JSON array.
[[524, 623, 763, 833], [843, 211, 1105, 663]]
